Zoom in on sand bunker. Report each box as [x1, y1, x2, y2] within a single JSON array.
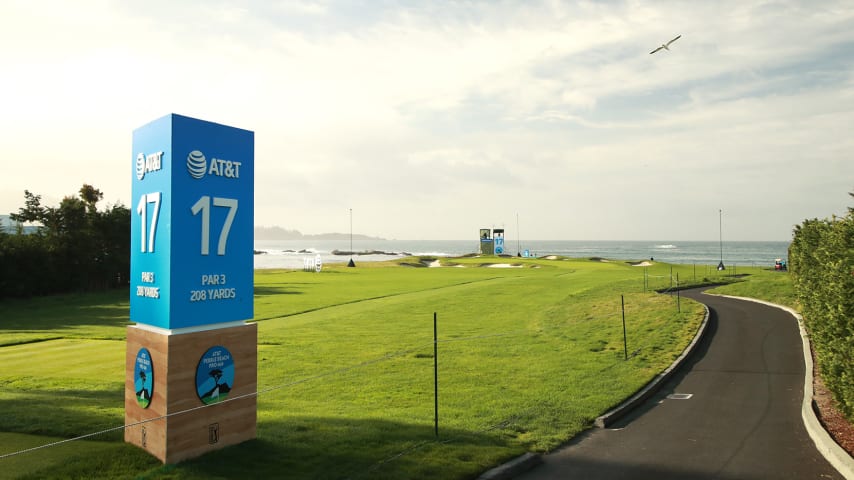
[[628, 261, 653, 267]]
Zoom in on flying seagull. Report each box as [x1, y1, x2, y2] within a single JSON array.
[[650, 34, 681, 54]]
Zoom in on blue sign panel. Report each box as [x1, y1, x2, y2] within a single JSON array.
[[131, 114, 254, 329], [196, 346, 235, 405], [494, 236, 505, 255]]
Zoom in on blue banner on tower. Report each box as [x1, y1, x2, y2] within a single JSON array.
[[494, 236, 505, 255], [130, 114, 254, 329]]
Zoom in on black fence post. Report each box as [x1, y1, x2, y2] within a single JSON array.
[[669, 265, 673, 292], [643, 267, 647, 292], [622, 295, 628, 361], [433, 312, 439, 438]]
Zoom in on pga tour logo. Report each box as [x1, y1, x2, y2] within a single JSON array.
[[186, 150, 242, 180]]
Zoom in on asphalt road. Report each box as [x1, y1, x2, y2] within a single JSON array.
[[517, 289, 844, 480]]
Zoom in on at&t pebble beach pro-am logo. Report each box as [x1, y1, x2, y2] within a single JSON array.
[[134, 348, 154, 408], [195, 346, 235, 405], [186, 150, 242, 180]]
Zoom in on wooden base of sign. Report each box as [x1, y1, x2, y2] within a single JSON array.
[[124, 322, 257, 464]]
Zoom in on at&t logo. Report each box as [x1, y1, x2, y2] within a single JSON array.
[[186, 150, 242, 180], [136, 151, 164, 180]]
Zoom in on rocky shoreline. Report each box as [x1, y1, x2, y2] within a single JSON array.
[[253, 249, 410, 256], [330, 249, 411, 256]]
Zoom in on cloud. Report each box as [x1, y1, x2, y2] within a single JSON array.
[[2, 1, 853, 240]]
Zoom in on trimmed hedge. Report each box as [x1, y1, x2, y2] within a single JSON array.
[[789, 207, 854, 421]]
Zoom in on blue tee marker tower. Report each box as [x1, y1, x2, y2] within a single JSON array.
[[125, 114, 257, 463]]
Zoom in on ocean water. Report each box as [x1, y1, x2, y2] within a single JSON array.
[[254, 239, 790, 270]]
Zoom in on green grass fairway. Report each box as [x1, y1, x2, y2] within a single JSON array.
[[0, 256, 748, 479], [0, 432, 158, 480], [707, 268, 796, 306]]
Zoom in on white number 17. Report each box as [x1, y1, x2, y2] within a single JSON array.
[[191, 196, 238, 256], [137, 192, 161, 253]]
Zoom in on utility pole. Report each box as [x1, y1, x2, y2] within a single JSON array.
[[348, 208, 355, 267], [717, 209, 725, 271]]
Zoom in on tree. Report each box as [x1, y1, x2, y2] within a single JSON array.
[[79, 184, 103, 214], [1, 185, 129, 296], [9, 190, 45, 226]]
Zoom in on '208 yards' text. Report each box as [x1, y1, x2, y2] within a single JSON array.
[[190, 274, 236, 302]]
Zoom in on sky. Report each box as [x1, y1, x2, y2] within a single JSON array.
[[2, 0, 853, 241]]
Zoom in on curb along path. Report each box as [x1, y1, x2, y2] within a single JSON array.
[[479, 295, 711, 480], [491, 290, 849, 480], [717, 295, 854, 480]]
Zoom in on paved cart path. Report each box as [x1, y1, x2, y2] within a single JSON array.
[[517, 290, 844, 480]]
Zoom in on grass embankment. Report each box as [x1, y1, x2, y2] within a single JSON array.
[[0, 257, 720, 479], [708, 268, 796, 307]]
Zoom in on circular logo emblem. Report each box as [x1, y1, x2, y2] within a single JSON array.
[[136, 153, 146, 180], [196, 346, 234, 405], [134, 348, 153, 408], [187, 150, 207, 179]]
